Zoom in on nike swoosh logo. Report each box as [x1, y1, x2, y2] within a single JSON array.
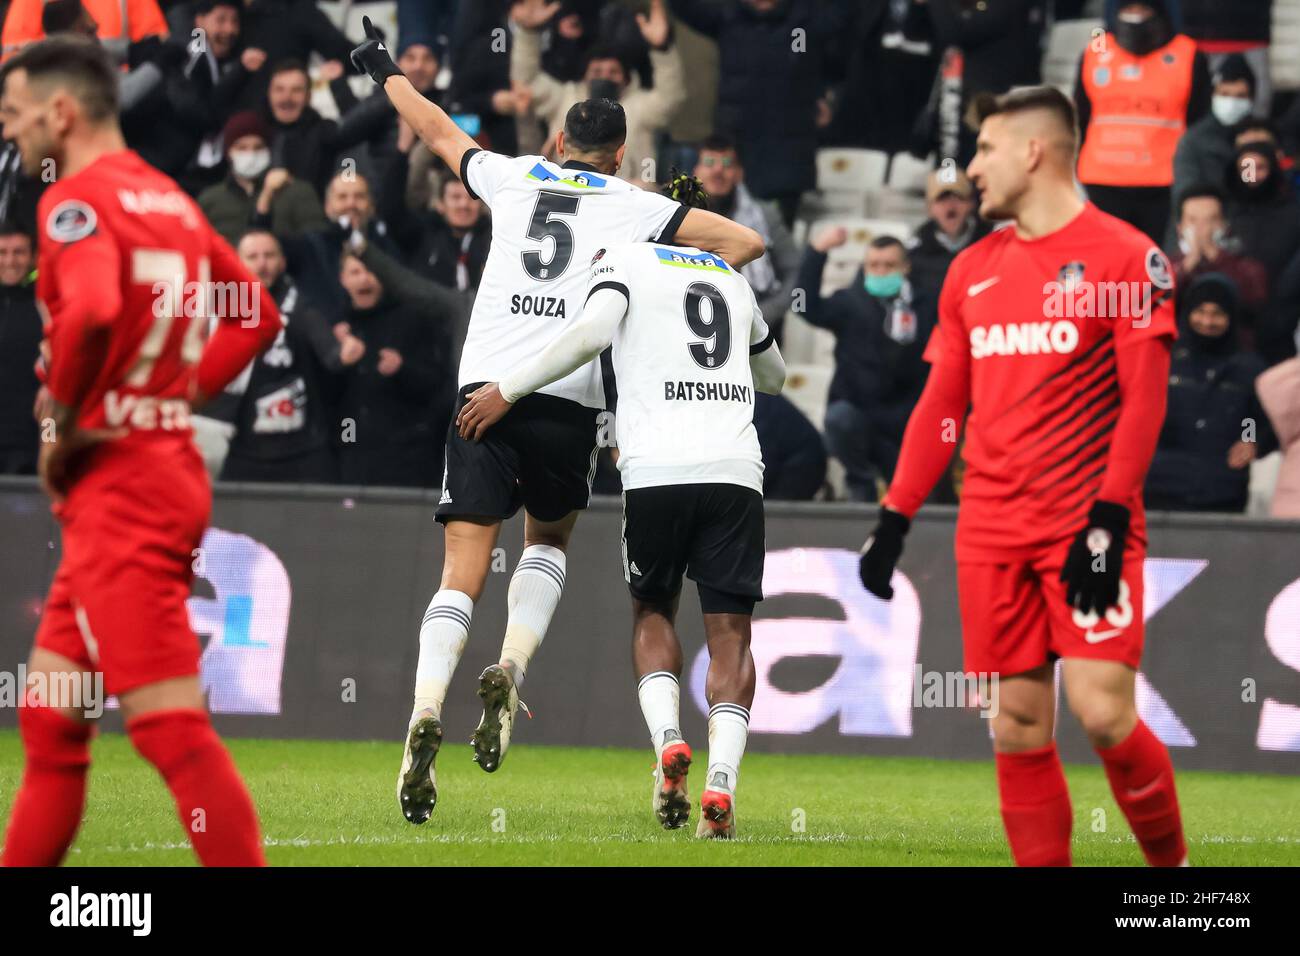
[[1085, 628, 1122, 644], [967, 276, 1000, 297]]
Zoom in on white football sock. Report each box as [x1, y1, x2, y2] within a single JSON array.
[[637, 671, 682, 753], [706, 702, 751, 795], [499, 545, 566, 689], [412, 589, 473, 721]]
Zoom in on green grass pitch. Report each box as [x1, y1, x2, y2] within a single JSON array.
[[1, 731, 1297, 866]]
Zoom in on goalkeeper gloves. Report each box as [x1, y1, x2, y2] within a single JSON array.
[[351, 16, 404, 86], [1059, 500, 1130, 615], [859, 507, 910, 599]]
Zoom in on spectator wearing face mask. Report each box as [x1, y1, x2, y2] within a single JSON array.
[[1076, 0, 1211, 242], [906, 169, 990, 303], [0, 225, 39, 475], [1172, 53, 1256, 212], [1223, 138, 1300, 289], [1179, 0, 1273, 116], [1145, 274, 1276, 513], [197, 111, 327, 245], [511, 0, 684, 185], [692, 134, 797, 339], [798, 231, 936, 502]]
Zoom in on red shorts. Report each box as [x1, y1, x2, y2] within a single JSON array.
[[956, 539, 1145, 677], [35, 442, 211, 697]]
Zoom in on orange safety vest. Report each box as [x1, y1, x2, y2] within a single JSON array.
[[2, 0, 167, 59], [1077, 33, 1197, 188]]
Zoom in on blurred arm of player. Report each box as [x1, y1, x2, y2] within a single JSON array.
[[350, 17, 479, 178], [857, 273, 973, 599], [39, 229, 129, 502], [748, 287, 786, 394], [456, 287, 630, 442], [192, 232, 283, 408]]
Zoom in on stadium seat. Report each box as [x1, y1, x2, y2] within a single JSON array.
[[886, 153, 934, 194], [1042, 19, 1102, 95], [816, 148, 890, 192], [1274, 2, 1300, 90], [781, 362, 833, 434]]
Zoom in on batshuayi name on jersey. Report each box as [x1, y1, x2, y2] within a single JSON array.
[[593, 241, 771, 494]]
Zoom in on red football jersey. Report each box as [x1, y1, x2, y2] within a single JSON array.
[[922, 202, 1177, 559], [37, 149, 279, 457]]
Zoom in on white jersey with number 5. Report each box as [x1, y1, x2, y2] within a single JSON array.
[[459, 149, 686, 408], [591, 242, 772, 494]]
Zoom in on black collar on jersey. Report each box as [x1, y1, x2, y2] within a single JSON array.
[[561, 159, 602, 173]]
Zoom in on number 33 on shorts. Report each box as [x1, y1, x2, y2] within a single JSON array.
[[1059, 570, 1145, 668], [1072, 579, 1134, 643]]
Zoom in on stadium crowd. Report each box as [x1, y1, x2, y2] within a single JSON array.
[[0, 0, 1298, 517]]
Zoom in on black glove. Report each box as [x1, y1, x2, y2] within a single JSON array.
[[859, 508, 910, 599], [350, 16, 403, 86], [1059, 500, 1130, 615]]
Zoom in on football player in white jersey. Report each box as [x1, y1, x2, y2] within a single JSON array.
[[349, 20, 765, 824], [457, 178, 786, 838]]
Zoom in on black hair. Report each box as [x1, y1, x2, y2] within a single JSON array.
[[268, 58, 310, 81], [0, 221, 33, 244], [967, 84, 1079, 151], [1214, 53, 1257, 96], [195, 0, 240, 13], [236, 227, 281, 249], [41, 0, 87, 34], [1177, 184, 1225, 218], [698, 133, 738, 155], [562, 98, 627, 155], [584, 43, 630, 77], [0, 35, 118, 122], [869, 235, 907, 256]]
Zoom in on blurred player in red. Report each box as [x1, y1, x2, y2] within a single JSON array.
[[0, 37, 280, 867], [859, 87, 1188, 866]]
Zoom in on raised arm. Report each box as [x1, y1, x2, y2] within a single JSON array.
[[350, 17, 479, 176]]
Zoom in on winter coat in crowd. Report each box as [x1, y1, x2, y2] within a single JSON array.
[[1146, 274, 1277, 512]]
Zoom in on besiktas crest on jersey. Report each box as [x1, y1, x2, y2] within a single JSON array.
[[457, 150, 685, 409]]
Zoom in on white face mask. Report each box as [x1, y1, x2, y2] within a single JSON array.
[[230, 148, 271, 180], [1212, 95, 1252, 127]]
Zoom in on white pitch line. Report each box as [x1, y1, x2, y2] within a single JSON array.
[[70, 832, 1300, 855]]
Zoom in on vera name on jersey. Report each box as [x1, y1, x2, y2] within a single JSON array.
[[665, 381, 753, 403], [510, 293, 566, 317]]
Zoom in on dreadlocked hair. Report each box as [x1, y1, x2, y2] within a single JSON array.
[[665, 168, 709, 210]]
